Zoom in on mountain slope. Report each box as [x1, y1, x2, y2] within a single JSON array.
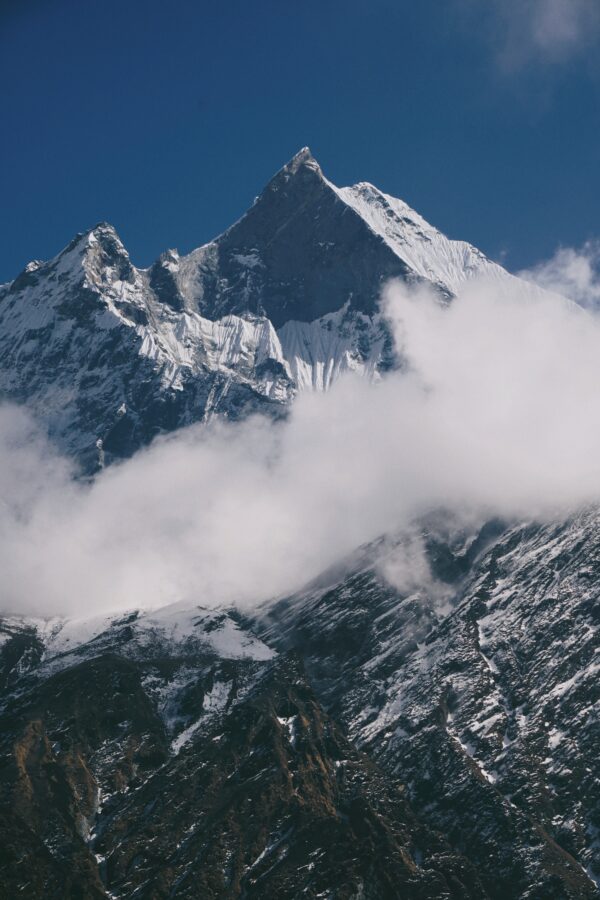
[[2, 508, 599, 898], [0, 225, 292, 471], [0, 611, 485, 899], [256, 513, 600, 897]]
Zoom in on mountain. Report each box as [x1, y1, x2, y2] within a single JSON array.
[[255, 515, 600, 897], [0, 610, 485, 899], [1, 150, 599, 899], [0, 148, 512, 472], [1, 514, 599, 898]]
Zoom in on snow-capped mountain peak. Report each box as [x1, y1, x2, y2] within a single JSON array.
[[2, 150, 600, 898], [0, 149, 523, 469], [272, 144, 322, 177]]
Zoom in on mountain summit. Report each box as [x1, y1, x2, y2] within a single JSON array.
[[0, 150, 512, 470], [150, 147, 506, 327]]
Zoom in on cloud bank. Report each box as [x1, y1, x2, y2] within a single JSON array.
[[3, 264, 600, 618]]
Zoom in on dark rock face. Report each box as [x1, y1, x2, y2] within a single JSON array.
[[149, 250, 185, 312], [0, 617, 483, 899], [181, 148, 416, 328], [257, 514, 600, 897]]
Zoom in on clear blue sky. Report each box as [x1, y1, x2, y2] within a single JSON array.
[[1, 0, 599, 283]]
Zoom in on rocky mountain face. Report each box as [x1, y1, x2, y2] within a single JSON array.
[[0, 147, 509, 472], [0, 609, 485, 899], [1, 512, 599, 898], [1, 151, 599, 898], [256, 515, 600, 897]]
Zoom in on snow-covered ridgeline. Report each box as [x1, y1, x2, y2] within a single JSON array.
[[0, 146, 548, 469], [332, 181, 506, 294]]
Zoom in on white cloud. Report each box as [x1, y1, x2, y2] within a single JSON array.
[[376, 531, 454, 610], [519, 241, 600, 308], [460, 0, 600, 69], [3, 272, 600, 618], [527, 0, 598, 57]]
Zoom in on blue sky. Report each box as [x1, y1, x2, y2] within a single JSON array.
[[1, 0, 599, 282]]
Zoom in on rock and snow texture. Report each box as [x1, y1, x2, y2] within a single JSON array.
[[0, 609, 489, 899], [3, 512, 600, 897], [25, 603, 274, 671], [0, 147, 521, 470], [0, 224, 293, 470], [257, 512, 600, 896]]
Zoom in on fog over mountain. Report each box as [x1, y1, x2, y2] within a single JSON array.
[[2, 269, 600, 618]]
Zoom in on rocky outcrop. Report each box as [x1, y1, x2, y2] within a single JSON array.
[[0, 616, 483, 899], [257, 514, 600, 897]]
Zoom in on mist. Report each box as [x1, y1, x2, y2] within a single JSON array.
[[2, 268, 600, 618]]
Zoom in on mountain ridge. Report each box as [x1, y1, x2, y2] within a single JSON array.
[[0, 149, 530, 472]]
